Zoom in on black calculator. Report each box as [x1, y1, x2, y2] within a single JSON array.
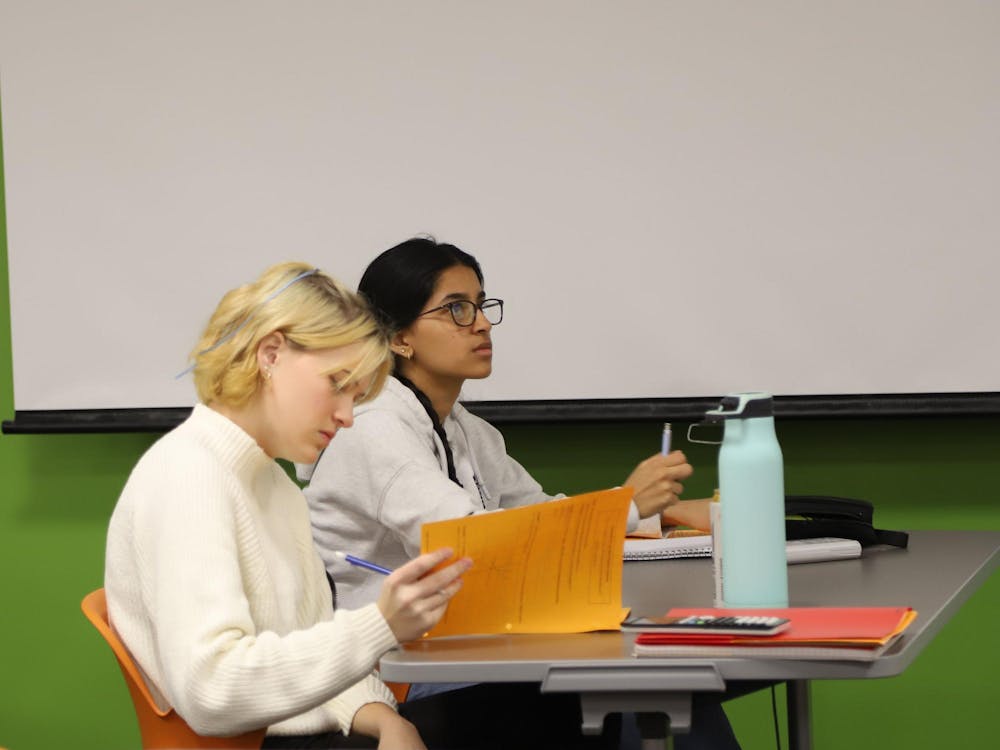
[[623, 614, 791, 635]]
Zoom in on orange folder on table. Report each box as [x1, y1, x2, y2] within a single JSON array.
[[633, 607, 916, 661], [634, 606, 915, 648], [650, 607, 916, 645], [420, 487, 633, 637]]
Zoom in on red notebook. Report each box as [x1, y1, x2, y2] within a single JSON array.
[[633, 607, 916, 648]]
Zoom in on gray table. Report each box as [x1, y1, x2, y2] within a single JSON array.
[[380, 531, 999, 749]]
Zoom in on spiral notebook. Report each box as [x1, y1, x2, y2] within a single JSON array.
[[624, 535, 862, 564], [624, 535, 713, 560]]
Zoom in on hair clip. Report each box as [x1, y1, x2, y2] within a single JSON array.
[[175, 268, 319, 379]]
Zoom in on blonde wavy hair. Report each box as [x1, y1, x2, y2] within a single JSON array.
[[189, 262, 391, 408]]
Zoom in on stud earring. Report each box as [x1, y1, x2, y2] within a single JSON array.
[[263, 365, 273, 380]]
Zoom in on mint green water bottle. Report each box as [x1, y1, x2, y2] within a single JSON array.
[[705, 392, 788, 607]]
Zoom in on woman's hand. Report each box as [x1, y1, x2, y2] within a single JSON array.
[[376, 547, 472, 643], [376, 717, 426, 750], [662, 497, 713, 532], [624, 450, 694, 519], [351, 702, 426, 750]]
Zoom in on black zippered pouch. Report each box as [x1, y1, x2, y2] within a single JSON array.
[[785, 495, 909, 548]]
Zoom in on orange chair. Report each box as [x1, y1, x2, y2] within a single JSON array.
[[384, 681, 411, 703], [81, 589, 266, 749]]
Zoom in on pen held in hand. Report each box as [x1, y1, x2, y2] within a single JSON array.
[[334, 550, 393, 576], [661, 422, 672, 455]]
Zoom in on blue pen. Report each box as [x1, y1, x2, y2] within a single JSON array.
[[334, 551, 393, 576], [661, 422, 672, 455]]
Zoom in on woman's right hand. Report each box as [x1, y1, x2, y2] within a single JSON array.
[[624, 450, 694, 519], [376, 547, 472, 642]]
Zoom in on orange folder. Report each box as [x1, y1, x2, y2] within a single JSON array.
[[420, 487, 633, 637], [635, 606, 916, 648]]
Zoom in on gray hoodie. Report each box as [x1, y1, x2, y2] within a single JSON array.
[[299, 376, 637, 609]]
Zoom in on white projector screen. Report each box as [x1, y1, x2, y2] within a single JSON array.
[[2, 1, 998, 428]]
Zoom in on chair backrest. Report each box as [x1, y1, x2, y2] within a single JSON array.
[[81, 588, 266, 750]]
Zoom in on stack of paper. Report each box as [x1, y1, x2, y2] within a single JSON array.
[[633, 607, 916, 661]]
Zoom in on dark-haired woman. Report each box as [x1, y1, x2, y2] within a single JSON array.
[[299, 238, 742, 749], [301, 238, 710, 610]]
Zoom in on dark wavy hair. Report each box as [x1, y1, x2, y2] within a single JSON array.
[[358, 236, 484, 334]]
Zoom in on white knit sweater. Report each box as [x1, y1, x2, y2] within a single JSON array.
[[104, 404, 398, 738]]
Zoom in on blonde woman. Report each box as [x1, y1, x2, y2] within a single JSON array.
[[104, 262, 471, 750]]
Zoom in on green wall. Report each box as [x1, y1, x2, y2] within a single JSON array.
[[1, 114, 997, 750]]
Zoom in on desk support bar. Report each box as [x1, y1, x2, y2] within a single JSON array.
[[542, 664, 725, 736], [574, 691, 691, 737], [787, 680, 812, 750], [542, 664, 725, 694]]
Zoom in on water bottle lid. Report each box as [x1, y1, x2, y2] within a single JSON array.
[[705, 392, 774, 420]]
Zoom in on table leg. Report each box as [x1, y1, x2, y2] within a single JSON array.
[[542, 665, 720, 746], [576, 691, 690, 750], [786, 680, 812, 750], [635, 711, 670, 750]]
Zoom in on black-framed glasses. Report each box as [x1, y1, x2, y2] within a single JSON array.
[[417, 298, 504, 326]]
